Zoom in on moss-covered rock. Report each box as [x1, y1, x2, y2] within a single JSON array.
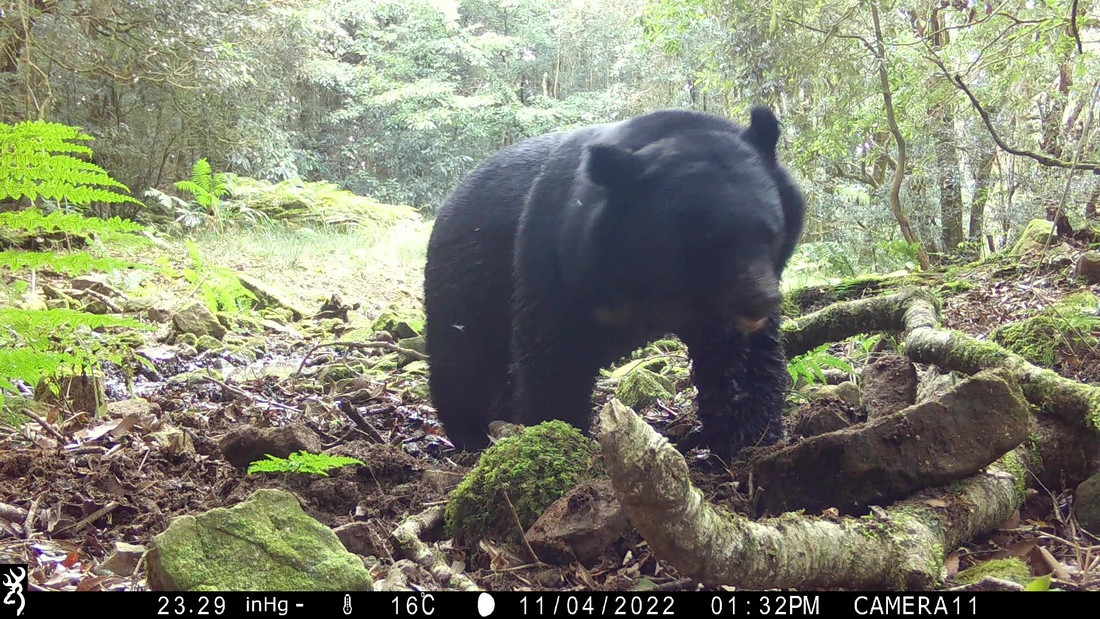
[[445, 421, 602, 546], [397, 335, 427, 355], [147, 489, 372, 591], [1008, 219, 1055, 255], [173, 301, 227, 340], [195, 334, 222, 353], [371, 306, 425, 339], [1076, 472, 1100, 534], [614, 368, 674, 409]]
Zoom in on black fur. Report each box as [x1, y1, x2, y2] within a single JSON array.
[[424, 108, 805, 459]]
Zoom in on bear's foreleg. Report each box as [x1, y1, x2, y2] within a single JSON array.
[[682, 314, 788, 461]]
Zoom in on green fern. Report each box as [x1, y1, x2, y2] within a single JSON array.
[[0, 308, 148, 407], [182, 240, 255, 312], [174, 158, 229, 222], [0, 208, 145, 236], [788, 343, 855, 386], [247, 451, 364, 477], [0, 120, 141, 209], [0, 250, 144, 276]]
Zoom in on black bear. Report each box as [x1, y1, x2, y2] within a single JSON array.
[[424, 108, 805, 460]]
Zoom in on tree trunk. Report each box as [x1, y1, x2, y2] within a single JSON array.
[[935, 107, 964, 251], [969, 138, 996, 240], [871, 3, 931, 270]]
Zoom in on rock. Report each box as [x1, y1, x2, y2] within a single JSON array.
[[790, 381, 862, 437], [614, 368, 673, 409], [236, 273, 312, 321], [396, 336, 427, 355], [803, 381, 861, 409], [445, 421, 600, 546], [34, 372, 107, 416], [195, 334, 222, 353], [173, 301, 227, 340], [332, 522, 383, 557], [219, 425, 323, 469], [916, 367, 958, 404], [107, 398, 161, 418], [96, 541, 146, 577], [790, 400, 855, 437], [72, 274, 126, 299], [1076, 251, 1100, 284], [861, 354, 917, 419], [525, 479, 628, 565], [120, 297, 154, 313], [147, 306, 174, 323], [1009, 219, 1056, 255], [1076, 472, 1100, 534], [146, 489, 373, 591], [370, 306, 425, 339], [752, 369, 1030, 515]]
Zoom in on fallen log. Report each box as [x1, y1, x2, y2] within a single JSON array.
[[599, 399, 1025, 589]]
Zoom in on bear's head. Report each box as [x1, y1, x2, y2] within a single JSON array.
[[581, 108, 804, 334]]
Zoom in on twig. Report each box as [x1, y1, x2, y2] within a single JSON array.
[[54, 501, 119, 536], [201, 375, 300, 413], [19, 407, 68, 444], [338, 399, 385, 443], [1070, 0, 1083, 54], [22, 495, 42, 539], [296, 340, 428, 376], [944, 66, 1100, 172], [501, 489, 542, 565]]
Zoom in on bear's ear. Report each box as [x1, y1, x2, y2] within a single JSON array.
[[743, 106, 780, 163], [586, 144, 642, 189]]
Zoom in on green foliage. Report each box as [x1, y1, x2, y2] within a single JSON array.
[[173, 158, 231, 226], [1024, 574, 1052, 592], [787, 343, 855, 386], [990, 296, 1100, 367], [0, 208, 145, 239], [0, 308, 148, 405], [247, 451, 364, 477], [784, 242, 858, 290], [0, 121, 141, 210], [181, 240, 256, 313], [0, 250, 143, 276], [226, 176, 417, 229]]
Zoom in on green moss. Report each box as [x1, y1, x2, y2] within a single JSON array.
[[937, 280, 972, 295], [998, 451, 1028, 502], [371, 306, 425, 339], [174, 332, 198, 347], [991, 315, 1060, 365], [444, 421, 602, 546], [615, 367, 674, 408], [195, 334, 222, 353], [990, 298, 1099, 367], [954, 558, 1031, 585]]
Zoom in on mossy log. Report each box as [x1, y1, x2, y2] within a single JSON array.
[[599, 399, 1024, 589]]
